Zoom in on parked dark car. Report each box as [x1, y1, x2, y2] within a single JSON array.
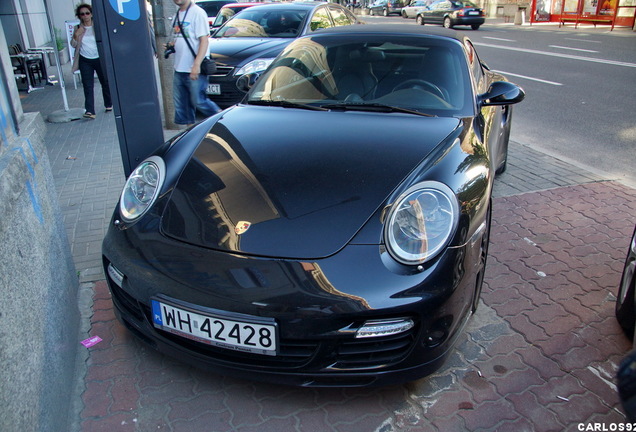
[[366, 0, 404, 16], [197, 0, 236, 31], [616, 226, 636, 339], [102, 25, 524, 387], [205, 2, 361, 109], [416, 0, 485, 29]]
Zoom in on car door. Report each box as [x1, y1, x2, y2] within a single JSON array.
[[432, 0, 452, 24], [422, 0, 441, 23], [407, 0, 424, 17]]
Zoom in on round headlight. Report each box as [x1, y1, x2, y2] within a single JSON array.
[[119, 156, 165, 223], [385, 182, 459, 265]]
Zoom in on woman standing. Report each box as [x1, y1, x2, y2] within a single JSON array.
[[71, 3, 112, 119]]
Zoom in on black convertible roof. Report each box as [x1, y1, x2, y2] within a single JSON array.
[[315, 24, 468, 43]]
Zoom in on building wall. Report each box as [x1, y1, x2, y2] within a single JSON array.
[[0, 0, 78, 52], [0, 20, 79, 432]]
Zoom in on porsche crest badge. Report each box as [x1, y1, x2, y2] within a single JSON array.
[[235, 221, 251, 235]]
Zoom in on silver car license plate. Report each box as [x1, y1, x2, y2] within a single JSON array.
[[151, 299, 277, 356], [206, 83, 221, 95]]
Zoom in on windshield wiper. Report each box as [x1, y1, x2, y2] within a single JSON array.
[[322, 103, 436, 117], [247, 99, 328, 111]]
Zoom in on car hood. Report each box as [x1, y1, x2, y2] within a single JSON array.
[[161, 105, 460, 259], [209, 37, 291, 66]]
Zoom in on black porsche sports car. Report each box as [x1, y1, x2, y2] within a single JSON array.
[[102, 25, 524, 387]]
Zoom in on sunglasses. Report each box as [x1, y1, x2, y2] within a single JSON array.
[[79, 11, 91, 16]]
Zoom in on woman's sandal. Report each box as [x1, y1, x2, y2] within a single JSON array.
[[83, 112, 96, 119]]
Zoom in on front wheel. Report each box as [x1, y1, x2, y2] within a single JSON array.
[[443, 16, 453, 28], [496, 107, 512, 175], [383, 8, 388, 16], [416, 15, 424, 25]]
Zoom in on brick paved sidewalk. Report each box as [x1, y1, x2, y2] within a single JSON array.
[[77, 181, 636, 432]]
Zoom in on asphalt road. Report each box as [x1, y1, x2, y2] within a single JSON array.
[[365, 15, 636, 187]]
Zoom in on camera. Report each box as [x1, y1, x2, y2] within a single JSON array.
[[164, 44, 175, 59]]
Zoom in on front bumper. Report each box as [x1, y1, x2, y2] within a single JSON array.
[[102, 216, 483, 387]]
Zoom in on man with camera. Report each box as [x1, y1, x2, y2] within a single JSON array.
[[167, 0, 220, 126]]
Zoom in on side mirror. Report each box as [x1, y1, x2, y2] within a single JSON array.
[[479, 81, 525, 106], [236, 72, 261, 92]]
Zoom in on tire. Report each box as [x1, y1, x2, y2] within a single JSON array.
[[472, 203, 491, 313], [496, 120, 511, 175], [416, 15, 424, 25], [471, 24, 481, 30], [617, 229, 636, 339], [383, 8, 388, 16], [443, 16, 453, 28], [496, 159, 508, 175], [495, 106, 513, 175], [402, 10, 408, 18]]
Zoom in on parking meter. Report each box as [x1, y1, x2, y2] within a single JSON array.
[[92, 0, 164, 177]]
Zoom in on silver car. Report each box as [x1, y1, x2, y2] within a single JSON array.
[[401, 0, 430, 18]]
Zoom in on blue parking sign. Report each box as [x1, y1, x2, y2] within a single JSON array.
[[109, 0, 140, 20]]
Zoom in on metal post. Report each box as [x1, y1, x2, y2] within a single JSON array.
[[150, 0, 179, 130]]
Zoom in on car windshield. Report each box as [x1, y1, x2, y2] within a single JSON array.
[[246, 34, 473, 117], [214, 8, 308, 38], [212, 6, 248, 27]]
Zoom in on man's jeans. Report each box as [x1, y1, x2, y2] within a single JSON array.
[[173, 72, 221, 125]]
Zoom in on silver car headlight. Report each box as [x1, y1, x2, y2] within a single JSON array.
[[384, 181, 459, 265], [119, 156, 165, 223], [235, 58, 275, 76]]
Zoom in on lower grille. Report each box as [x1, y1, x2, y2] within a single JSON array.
[[332, 329, 416, 370], [108, 278, 145, 323], [210, 83, 245, 108], [211, 66, 234, 77]]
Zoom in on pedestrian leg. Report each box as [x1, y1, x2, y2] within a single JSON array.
[[78, 56, 95, 115]]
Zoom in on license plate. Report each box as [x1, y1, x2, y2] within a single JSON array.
[[151, 299, 277, 356], [206, 83, 221, 95], [468, 11, 480, 15]]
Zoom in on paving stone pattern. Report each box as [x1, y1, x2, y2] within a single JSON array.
[[77, 182, 636, 432], [18, 55, 636, 432]]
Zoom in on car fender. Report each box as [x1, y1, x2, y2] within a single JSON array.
[[351, 121, 491, 251]]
